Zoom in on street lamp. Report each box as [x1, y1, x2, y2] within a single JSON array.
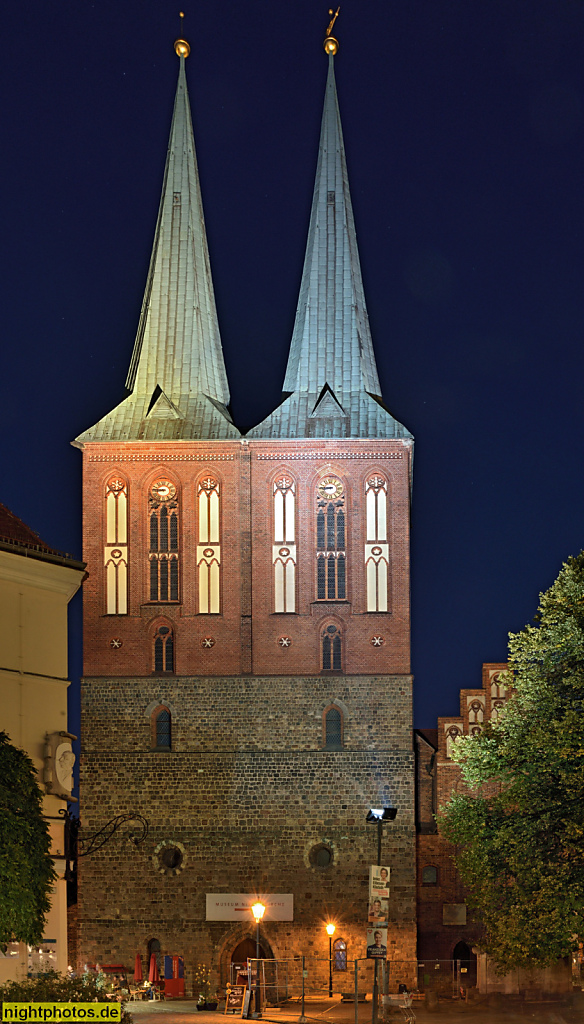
[[251, 902, 266, 1018], [326, 923, 336, 998]]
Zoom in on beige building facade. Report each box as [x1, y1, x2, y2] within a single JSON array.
[[0, 504, 85, 982]]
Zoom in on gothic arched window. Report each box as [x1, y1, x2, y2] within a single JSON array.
[[322, 624, 342, 672], [468, 700, 484, 726], [148, 480, 180, 603], [445, 724, 462, 759], [152, 707, 171, 749], [365, 475, 389, 612], [197, 477, 221, 613], [273, 475, 296, 612], [104, 476, 128, 614], [153, 625, 174, 674], [316, 477, 346, 601], [333, 938, 347, 971], [490, 671, 507, 700], [323, 705, 343, 749]]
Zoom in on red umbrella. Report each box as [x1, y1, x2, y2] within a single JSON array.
[[134, 954, 143, 983], [149, 954, 159, 984]]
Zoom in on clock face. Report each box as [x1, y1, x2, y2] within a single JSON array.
[[318, 476, 343, 499], [150, 480, 176, 502]]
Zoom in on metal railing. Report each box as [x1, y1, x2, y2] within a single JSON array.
[[241, 956, 419, 1024]]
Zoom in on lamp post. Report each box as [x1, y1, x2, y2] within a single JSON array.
[[366, 808, 397, 1024], [251, 902, 266, 1018], [326, 923, 336, 998], [365, 807, 397, 865]]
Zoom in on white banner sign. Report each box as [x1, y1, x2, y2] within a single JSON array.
[[206, 894, 294, 921]]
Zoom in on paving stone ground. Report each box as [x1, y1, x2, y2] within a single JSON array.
[[127, 996, 579, 1024]]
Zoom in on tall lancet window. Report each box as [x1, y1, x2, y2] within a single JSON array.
[[316, 477, 346, 601], [197, 477, 221, 614], [365, 475, 389, 612], [104, 476, 128, 614], [273, 475, 296, 612], [148, 480, 180, 603]]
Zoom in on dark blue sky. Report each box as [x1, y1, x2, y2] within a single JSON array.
[[2, 2, 584, 774]]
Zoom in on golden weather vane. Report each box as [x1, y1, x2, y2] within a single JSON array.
[[324, 7, 340, 55], [174, 11, 190, 58]]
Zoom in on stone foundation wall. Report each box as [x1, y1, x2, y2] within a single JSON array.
[[77, 672, 415, 990]]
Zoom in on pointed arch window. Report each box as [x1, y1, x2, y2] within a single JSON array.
[[323, 705, 343, 749], [104, 477, 128, 615], [148, 480, 180, 603], [322, 624, 342, 672], [316, 477, 346, 601], [197, 477, 221, 613], [151, 706, 171, 750], [333, 938, 347, 971], [153, 625, 174, 674], [365, 475, 389, 612], [273, 475, 296, 612]]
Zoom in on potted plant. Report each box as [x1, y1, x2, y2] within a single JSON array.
[[194, 965, 217, 1010]]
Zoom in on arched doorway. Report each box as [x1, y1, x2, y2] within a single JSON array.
[[147, 937, 161, 967], [231, 938, 271, 971], [452, 941, 476, 991], [230, 936, 275, 993]]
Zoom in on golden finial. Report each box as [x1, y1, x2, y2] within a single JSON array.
[[174, 12, 190, 58], [324, 7, 340, 55]]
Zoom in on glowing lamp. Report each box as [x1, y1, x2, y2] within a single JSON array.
[[366, 807, 397, 822], [251, 902, 266, 922]]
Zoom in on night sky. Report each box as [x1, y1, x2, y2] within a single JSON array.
[[2, 2, 584, 776]]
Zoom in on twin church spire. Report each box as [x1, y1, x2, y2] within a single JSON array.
[[76, 29, 410, 445]]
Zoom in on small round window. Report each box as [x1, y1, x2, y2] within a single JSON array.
[[310, 844, 333, 869], [161, 846, 182, 869], [153, 840, 186, 877]]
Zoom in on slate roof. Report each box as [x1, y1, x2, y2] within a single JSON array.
[[75, 55, 239, 444], [249, 54, 412, 442]]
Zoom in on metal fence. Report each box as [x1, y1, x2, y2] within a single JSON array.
[[238, 957, 420, 1023]]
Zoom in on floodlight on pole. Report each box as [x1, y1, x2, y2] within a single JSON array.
[[326, 923, 336, 997], [366, 808, 397, 1024], [366, 807, 397, 862]]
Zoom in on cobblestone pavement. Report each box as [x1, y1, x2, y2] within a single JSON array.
[[127, 996, 577, 1024]]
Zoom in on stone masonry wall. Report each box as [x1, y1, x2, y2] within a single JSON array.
[[77, 672, 416, 992], [81, 674, 412, 753]]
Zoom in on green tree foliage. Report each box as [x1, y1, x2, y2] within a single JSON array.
[[0, 732, 56, 947], [440, 552, 584, 971], [0, 970, 132, 1024]]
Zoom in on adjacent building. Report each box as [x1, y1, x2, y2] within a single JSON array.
[[415, 663, 508, 992], [0, 503, 84, 982]]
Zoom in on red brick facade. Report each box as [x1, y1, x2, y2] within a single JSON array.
[[415, 664, 509, 975], [82, 439, 412, 679]]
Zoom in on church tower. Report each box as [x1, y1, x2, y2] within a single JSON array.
[[74, 25, 416, 992]]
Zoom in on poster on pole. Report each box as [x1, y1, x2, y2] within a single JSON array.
[[366, 927, 388, 959], [369, 865, 390, 898], [368, 896, 389, 926]]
